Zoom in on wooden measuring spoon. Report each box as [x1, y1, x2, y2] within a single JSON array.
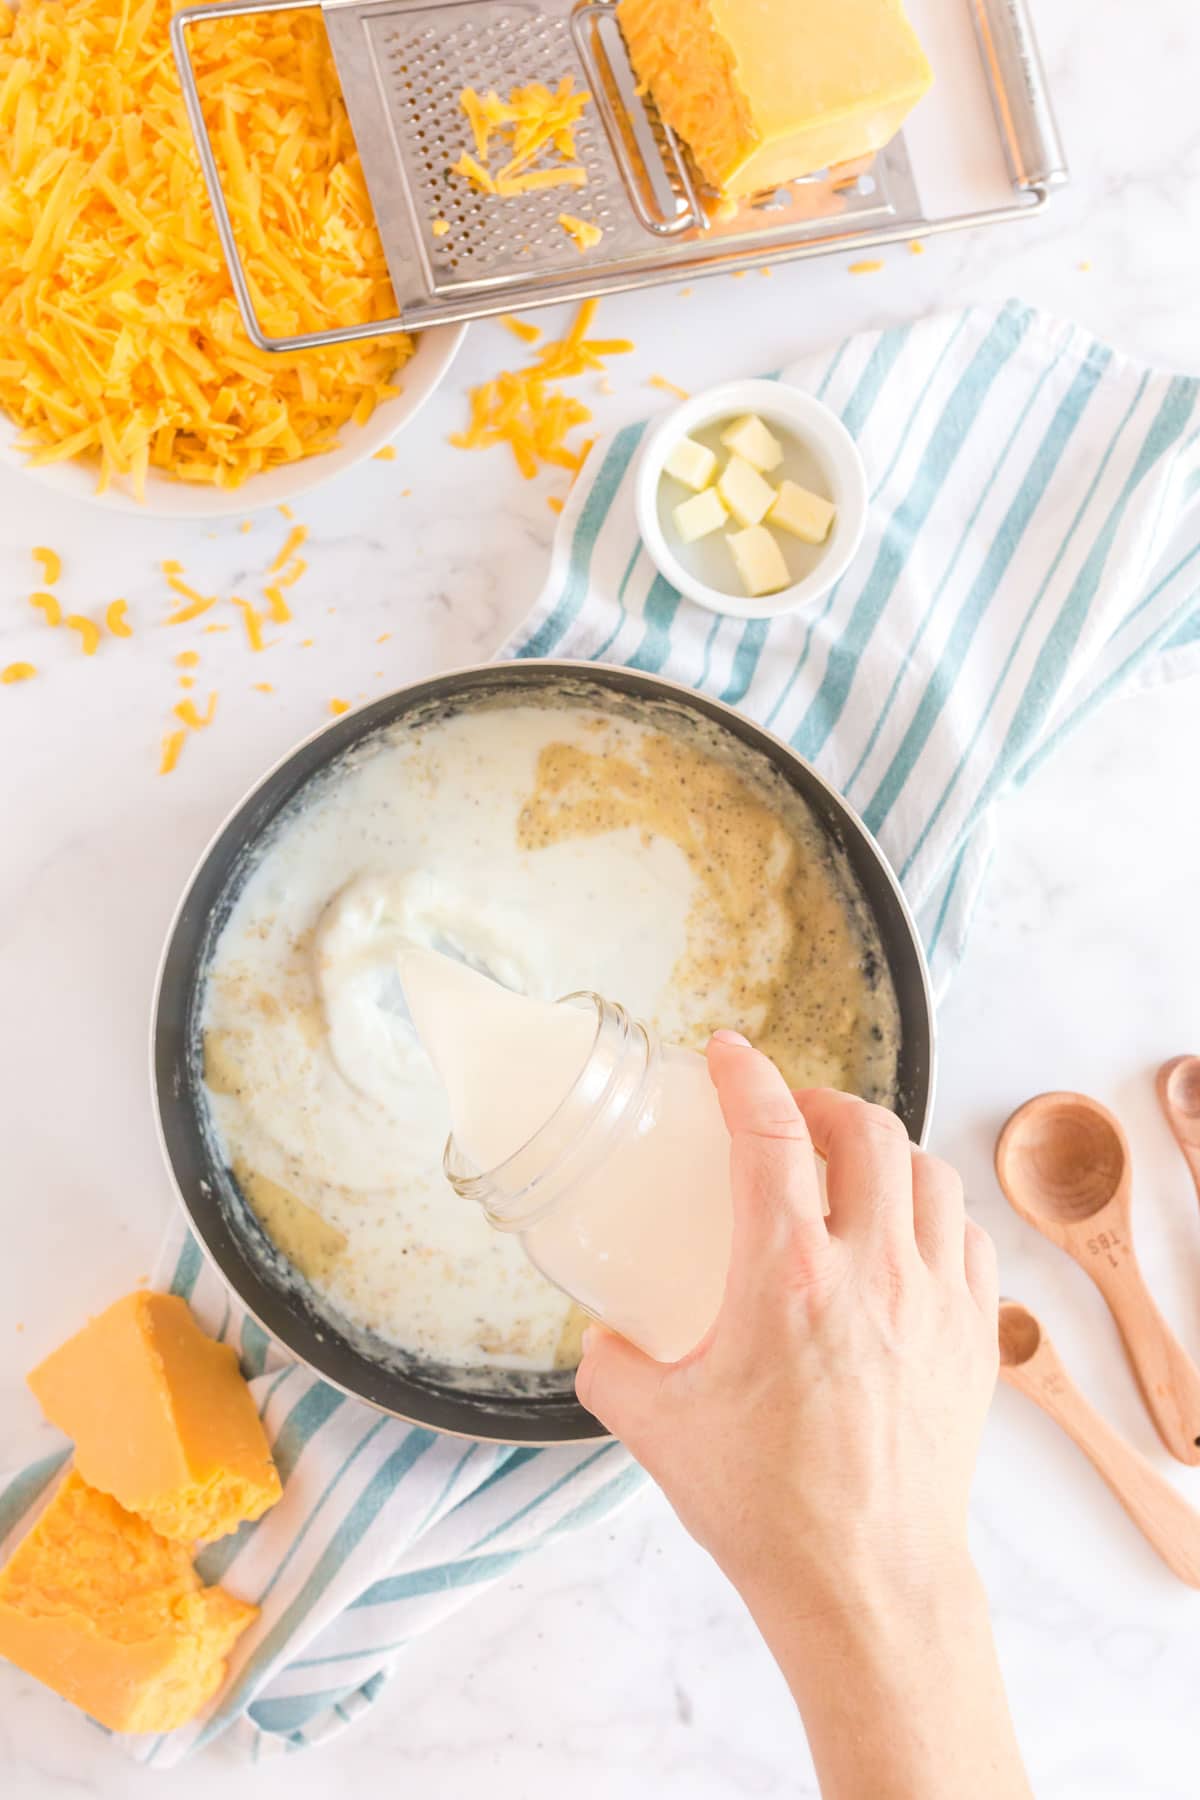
[[999, 1301, 1200, 1587], [1157, 1056, 1200, 1206], [996, 1092, 1200, 1465]]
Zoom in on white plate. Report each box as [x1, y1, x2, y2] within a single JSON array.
[[635, 378, 868, 620], [0, 322, 466, 519]]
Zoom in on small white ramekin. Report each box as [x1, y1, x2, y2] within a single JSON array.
[[635, 377, 868, 620]]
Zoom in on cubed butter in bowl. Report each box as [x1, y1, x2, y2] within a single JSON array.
[[636, 379, 868, 620]]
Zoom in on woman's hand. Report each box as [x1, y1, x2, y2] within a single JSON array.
[[576, 1033, 1028, 1800]]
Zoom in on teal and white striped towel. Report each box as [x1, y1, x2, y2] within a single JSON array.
[[2, 299, 1198, 1764]]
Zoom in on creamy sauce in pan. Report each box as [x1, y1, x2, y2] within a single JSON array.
[[201, 697, 900, 1371]]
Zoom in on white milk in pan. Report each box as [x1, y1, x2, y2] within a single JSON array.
[[201, 694, 899, 1373]]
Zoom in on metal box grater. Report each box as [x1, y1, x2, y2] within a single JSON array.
[[170, 0, 1067, 354]]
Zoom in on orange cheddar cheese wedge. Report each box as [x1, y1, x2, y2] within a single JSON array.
[[28, 1293, 281, 1544], [0, 1471, 257, 1734]]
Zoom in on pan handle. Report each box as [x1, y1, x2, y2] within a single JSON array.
[[170, 0, 410, 353], [969, 0, 1068, 193]]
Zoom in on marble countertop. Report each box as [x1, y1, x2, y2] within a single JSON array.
[[3, 0, 1200, 1792]]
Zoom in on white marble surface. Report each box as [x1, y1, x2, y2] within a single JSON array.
[[3, 0, 1200, 1791]]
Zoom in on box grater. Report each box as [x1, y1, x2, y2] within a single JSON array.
[[170, 0, 1067, 354]]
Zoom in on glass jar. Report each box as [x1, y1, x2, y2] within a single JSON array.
[[444, 994, 734, 1364]]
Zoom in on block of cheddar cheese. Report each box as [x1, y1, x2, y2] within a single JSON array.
[[28, 1292, 281, 1544], [0, 1471, 257, 1734], [618, 0, 933, 197]]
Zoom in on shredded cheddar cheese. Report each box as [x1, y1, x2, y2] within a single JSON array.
[[849, 259, 885, 275], [65, 614, 100, 655], [159, 728, 186, 775], [274, 560, 307, 589], [232, 598, 265, 652], [32, 547, 61, 584], [0, 0, 413, 494], [453, 78, 592, 200], [451, 301, 631, 480], [30, 591, 62, 627], [329, 697, 350, 715], [431, 219, 450, 238], [501, 316, 542, 345], [264, 586, 291, 624], [648, 373, 690, 400], [253, 682, 272, 693], [105, 598, 132, 637], [165, 595, 216, 625], [174, 693, 217, 730], [270, 526, 308, 573], [175, 651, 200, 670], [2, 661, 37, 683], [557, 213, 603, 253], [372, 446, 397, 460]]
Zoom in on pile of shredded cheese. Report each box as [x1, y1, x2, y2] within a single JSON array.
[[451, 299, 630, 480], [0, 0, 411, 494]]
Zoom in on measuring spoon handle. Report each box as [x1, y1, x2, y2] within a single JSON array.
[[1005, 1352, 1200, 1587], [1087, 1247, 1200, 1465]]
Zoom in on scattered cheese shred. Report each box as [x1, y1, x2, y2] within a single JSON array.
[[175, 651, 201, 670], [547, 496, 564, 514], [329, 697, 350, 715], [264, 586, 291, 624], [277, 505, 294, 521], [253, 682, 273, 693], [2, 661, 37, 684], [270, 527, 308, 573], [162, 562, 185, 577], [159, 729, 187, 775], [376, 632, 392, 644], [165, 596, 216, 625], [451, 300, 631, 480], [105, 598, 132, 638], [274, 560, 307, 590], [167, 575, 206, 607], [431, 219, 450, 238], [179, 676, 195, 691], [32, 547, 61, 585], [501, 316, 542, 345], [849, 259, 885, 275], [239, 522, 253, 534], [0, 0, 413, 494], [30, 591, 62, 627], [232, 598, 266, 652], [372, 446, 397, 461], [648, 374, 690, 400], [910, 240, 926, 256], [203, 624, 229, 634], [65, 614, 101, 655], [557, 213, 603, 253], [174, 692, 218, 730]]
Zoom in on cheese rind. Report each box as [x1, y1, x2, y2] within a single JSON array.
[[28, 1293, 281, 1544], [672, 487, 728, 542], [0, 1472, 257, 1734], [717, 454, 776, 528], [720, 415, 783, 474], [769, 479, 837, 544], [618, 0, 932, 197], [728, 525, 791, 597], [664, 434, 718, 491]]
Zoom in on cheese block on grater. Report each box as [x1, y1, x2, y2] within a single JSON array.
[[617, 0, 933, 197]]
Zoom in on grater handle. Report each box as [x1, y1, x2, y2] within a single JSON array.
[[569, 0, 707, 238], [970, 0, 1068, 193], [170, 0, 411, 353]]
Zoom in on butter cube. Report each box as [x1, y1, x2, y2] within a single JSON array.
[[673, 487, 728, 543], [0, 1471, 257, 1734], [664, 435, 717, 491], [720, 414, 783, 474], [28, 1292, 281, 1544], [769, 479, 837, 544], [717, 454, 776, 528], [728, 525, 792, 598]]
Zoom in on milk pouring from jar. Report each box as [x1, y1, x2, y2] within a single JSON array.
[[398, 945, 735, 1363]]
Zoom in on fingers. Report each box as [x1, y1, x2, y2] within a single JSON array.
[[964, 1218, 1000, 1320], [707, 1036, 829, 1290], [911, 1153, 966, 1272], [793, 1088, 914, 1245], [575, 1324, 666, 1452]]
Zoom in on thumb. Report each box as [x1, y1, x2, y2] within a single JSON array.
[[575, 1325, 667, 1448]]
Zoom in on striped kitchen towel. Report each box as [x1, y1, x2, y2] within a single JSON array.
[[2, 299, 1198, 1764]]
